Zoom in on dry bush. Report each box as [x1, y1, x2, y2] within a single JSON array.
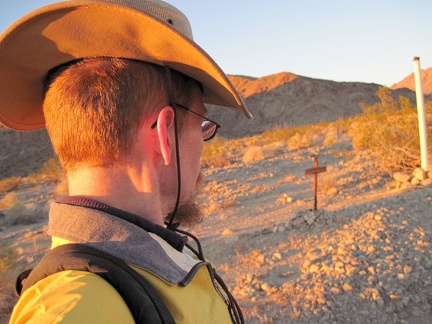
[[287, 132, 314, 150], [53, 178, 69, 197], [0, 157, 64, 196], [1, 194, 39, 226], [242, 146, 265, 163], [201, 137, 245, 168], [29, 157, 64, 183], [0, 192, 20, 209], [323, 134, 337, 146], [331, 117, 352, 133], [348, 87, 431, 174], [323, 127, 340, 146], [318, 173, 339, 194], [0, 243, 17, 272], [260, 127, 295, 145], [242, 142, 286, 163], [0, 244, 19, 322], [0, 177, 23, 194]]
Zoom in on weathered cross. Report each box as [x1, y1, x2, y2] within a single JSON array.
[[304, 155, 327, 211]]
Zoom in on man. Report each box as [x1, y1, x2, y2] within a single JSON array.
[[0, 0, 252, 323]]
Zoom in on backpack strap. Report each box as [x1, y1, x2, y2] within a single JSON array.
[[16, 244, 175, 324]]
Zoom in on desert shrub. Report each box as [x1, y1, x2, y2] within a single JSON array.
[[242, 141, 286, 163], [318, 173, 339, 194], [332, 117, 352, 133], [0, 243, 20, 323], [53, 178, 69, 197], [0, 192, 20, 209], [348, 87, 431, 174], [28, 157, 64, 183], [201, 136, 246, 167], [323, 135, 337, 146], [0, 158, 64, 195], [287, 132, 314, 150], [0, 177, 24, 194], [0, 243, 17, 272], [260, 127, 296, 145], [242, 146, 264, 163], [0, 194, 39, 226]]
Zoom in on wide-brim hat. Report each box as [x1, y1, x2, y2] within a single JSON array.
[[0, 0, 252, 131]]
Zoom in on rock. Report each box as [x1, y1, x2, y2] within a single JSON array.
[[376, 298, 385, 308], [334, 261, 344, 268], [412, 168, 427, 181], [327, 187, 337, 196], [411, 177, 420, 185], [309, 264, 320, 273], [403, 265, 413, 273], [222, 229, 234, 236], [256, 253, 265, 264], [342, 282, 353, 291], [304, 212, 317, 225], [246, 274, 254, 283], [389, 294, 400, 300], [272, 252, 282, 260], [421, 178, 432, 186], [393, 172, 411, 183]]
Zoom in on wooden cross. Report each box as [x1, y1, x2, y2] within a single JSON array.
[[304, 155, 327, 211]]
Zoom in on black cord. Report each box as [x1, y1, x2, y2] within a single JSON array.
[[174, 227, 205, 261], [162, 67, 244, 323], [174, 227, 244, 324]]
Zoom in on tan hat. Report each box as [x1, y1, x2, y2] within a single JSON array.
[[0, 0, 252, 131]]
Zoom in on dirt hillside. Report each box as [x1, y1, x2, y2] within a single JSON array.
[[210, 73, 417, 139], [391, 67, 432, 95]]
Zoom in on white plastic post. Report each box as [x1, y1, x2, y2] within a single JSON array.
[[413, 57, 429, 170]]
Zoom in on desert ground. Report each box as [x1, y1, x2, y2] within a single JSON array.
[[1, 129, 431, 324]]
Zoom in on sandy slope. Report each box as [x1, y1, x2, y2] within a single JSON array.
[[1, 135, 431, 323]]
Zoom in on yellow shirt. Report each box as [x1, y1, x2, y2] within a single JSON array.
[[10, 237, 232, 323]]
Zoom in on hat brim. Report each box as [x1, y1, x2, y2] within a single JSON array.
[[0, 1, 252, 131]]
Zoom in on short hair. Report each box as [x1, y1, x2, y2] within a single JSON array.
[[43, 58, 199, 171]]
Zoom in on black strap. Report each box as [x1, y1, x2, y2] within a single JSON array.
[[16, 244, 175, 324]]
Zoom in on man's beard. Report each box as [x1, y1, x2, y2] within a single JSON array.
[[165, 171, 204, 227]]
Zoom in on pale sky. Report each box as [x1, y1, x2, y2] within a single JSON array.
[[1, 0, 431, 86]]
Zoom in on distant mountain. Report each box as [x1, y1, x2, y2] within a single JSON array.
[[390, 67, 432, 94], [208, 72, 417, 139]]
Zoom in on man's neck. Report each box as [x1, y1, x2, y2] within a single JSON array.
[[67, 166, 165, 225]]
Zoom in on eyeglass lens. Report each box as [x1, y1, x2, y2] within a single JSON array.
[[202, 121, 217, 141]]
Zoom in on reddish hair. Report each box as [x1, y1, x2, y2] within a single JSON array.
[[43, 58, 198, 171]]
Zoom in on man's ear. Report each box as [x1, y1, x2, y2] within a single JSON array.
[[155, 106, 175, 166]]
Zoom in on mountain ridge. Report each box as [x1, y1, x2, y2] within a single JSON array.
[[390, 67, 432, 94], [208, 73, 419, 139]]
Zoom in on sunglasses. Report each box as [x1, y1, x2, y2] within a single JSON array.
[[151, 103, 221, 141]]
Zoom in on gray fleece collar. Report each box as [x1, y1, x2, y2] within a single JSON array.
[[47, 201, 206, 285]]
